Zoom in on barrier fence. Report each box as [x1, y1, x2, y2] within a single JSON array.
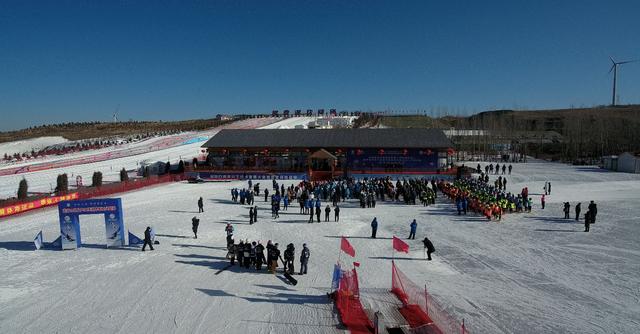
[[391, 261, 468, 334], [1, 174, 187, 219], [334, 267, 374, 334]]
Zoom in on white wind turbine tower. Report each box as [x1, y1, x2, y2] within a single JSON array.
[[609, 57, 637, 106]]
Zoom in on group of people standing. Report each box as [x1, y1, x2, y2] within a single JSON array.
[[563, 201, 598, 232], [224, 223, 311, 274]]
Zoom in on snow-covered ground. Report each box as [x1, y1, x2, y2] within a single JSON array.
[[1, 161, 639, 333], [259, 116, 319, 129], [0, 136, 69, 158]]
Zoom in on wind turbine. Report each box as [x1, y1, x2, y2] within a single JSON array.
[[609, 57, 637, 106]]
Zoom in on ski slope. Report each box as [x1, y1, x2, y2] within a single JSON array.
[[0, 117, 279, 198], [0, 136, 69, 158], [1, 162, 639, 333], [259, 116, 318, 129]]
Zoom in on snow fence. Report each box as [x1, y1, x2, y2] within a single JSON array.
[[335, 267, 375, 334], [391, 261, 469, 334]]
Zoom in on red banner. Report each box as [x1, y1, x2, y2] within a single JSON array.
[[0, 193, 79, 218], [393, 236, 409, 253], [341, 236, 356, 257]]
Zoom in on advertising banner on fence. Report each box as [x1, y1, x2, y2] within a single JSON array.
[[0, 193, 79, 219]]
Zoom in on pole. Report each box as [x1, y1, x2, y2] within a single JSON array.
[[612, 65, 617, 106], [425, 284, 429, 316]]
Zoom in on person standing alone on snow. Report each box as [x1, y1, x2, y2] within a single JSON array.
[[575, 202, 581, 221], [409, 219, 417, 240], [541, 194, 546, 210], [371, 217, 378, 238], [191, 216, 200, 239], [197, 197, 204, 213], [299, 243, 310, 275], [334, 205, 340, 222], [142, 226, 154, 251]]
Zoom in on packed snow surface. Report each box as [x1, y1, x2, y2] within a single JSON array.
[[0, 136, 68, 157], [0, 161, 639, 333]]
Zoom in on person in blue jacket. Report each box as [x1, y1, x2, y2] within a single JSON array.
[[371, 217, 378, 238], [409, 219, 417, 239]]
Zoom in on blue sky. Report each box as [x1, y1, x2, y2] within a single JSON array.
[[1, 1, 639, 131]]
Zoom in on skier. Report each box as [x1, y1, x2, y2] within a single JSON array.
[[237, 239, 244, 266], [575, 202, 581, 221], [255, 241, 265, 270], [142, 226, 154, 251], [325, 205, 331, 222], [299, 243, 310, 275], [283, 243, 295, 274], [243, 240, 252, 269], [197, 197, 204, 213], [268, 243, 281, 273], [191, 216, 200, 239], [409, 219, 417, 240], [249, 207, 254, 225], [334, 205, 340, 222], [371, 217, 378, 238], [227, 239, 236, 265], [563, 202, 570, 219], [422, 236, 435, 261], [541, 194, 546, 210]]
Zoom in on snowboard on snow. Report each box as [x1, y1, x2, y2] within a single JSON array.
[[283, 272, 298, 286]]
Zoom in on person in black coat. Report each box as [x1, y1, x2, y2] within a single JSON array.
[[191, 216, 200, 239], [422, 237, 435, 261], [142, 226, 154, 251], [588, 200, 597, 222], [255, 242, 265, 270], [253, 205, 258, 222], [197, 197, 204, 213], [249, 207, 254, 225], [575, 203, 581, 221], [563, 202, 570, 219], [325, 205, 331, 222], [584, 211, 592, 232], [334, 205, 340, 222]]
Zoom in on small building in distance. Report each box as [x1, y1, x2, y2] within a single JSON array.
[[617, 152, 640, 173]]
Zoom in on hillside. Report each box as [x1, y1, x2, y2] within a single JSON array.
[[0, 118, 234, 144]]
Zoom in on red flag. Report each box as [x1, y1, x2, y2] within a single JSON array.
[[353, 262, 360, 267], [393, 236, 409, 253], [340, 236, 355, 257]]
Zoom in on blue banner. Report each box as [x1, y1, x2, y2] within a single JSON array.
[[34, 230, 43, 250], [331, 263, 343, 291], [347, 148, 438, 171], [128, 231, 144, 246], [50, 236, 62, 249]]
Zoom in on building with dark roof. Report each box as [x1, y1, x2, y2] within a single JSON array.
[[200, 128, 454, 179]]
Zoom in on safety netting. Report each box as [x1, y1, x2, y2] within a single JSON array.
[[334, 266, 375, 334], [391, 261, 469, 334]]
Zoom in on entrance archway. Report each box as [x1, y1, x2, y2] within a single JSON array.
[[58, 198, 125, 250]]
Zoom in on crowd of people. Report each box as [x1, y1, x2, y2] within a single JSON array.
[[439, 174, 531, 221], [223, 223, 311, 275]]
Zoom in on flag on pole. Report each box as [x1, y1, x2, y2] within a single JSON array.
[[128, 231, 144, 246], [34, 230, 43, 250], [353, 262, 360, 267], [392, 236, 409, 253], [340, 236, 356, 257]]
